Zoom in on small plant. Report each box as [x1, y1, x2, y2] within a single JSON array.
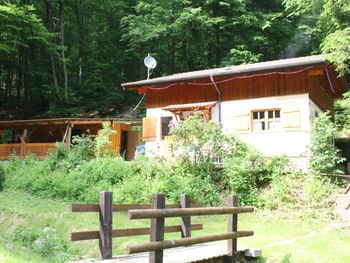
[[169, 113, 227, 163], [94, 122, 116, 158], [0, 164, 5, 191], [310, 112, 344, 176]]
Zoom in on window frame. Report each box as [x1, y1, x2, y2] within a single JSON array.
[[160, 116, 173, 140], [251, 108, 281, 132]]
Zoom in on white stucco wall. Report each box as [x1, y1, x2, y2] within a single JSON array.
[[144, 94, 321, 171]]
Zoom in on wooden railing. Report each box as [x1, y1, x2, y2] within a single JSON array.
[[0, 143, 56, 160], [71, 192, 254, 262]]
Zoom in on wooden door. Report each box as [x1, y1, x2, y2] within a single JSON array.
[[126, 130, 140, 161]]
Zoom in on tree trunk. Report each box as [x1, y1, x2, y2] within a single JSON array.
[[73, 0, 84, 86], [59, 0, 68, 101], [170, 38, 175, 74], [46, 0, 61, 102]]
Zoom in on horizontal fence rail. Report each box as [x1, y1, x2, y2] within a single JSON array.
[[127, 230, 254, 254], [71, 203, 200, 212], [71, 224, 203, 241], [128, 206, 254, 219]]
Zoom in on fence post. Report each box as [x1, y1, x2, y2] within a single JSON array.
[[226, 194, 238, 263], [180, 194, 191, 238], [99, 191, 113, 259], [150, 193, 165, 263]]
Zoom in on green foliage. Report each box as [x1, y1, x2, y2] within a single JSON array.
[[262, 171, 337, 212], [0, 0, 300, 117], [1, 113, 344, 210], [0, 130, 12, 143], [284, 0, 350, 74], [12, 226, 73, 261], [262, 171, 303, 210], [310, 112, 344, 176], [322, 28, 350, 75], [114, 156, 220, 206], [222, 151, 273, 206], [94, 122, 116, 158], [335, 91, 350, 133], [169, 113, 248, 162], [0, 164, 4, 191], [169, 113, 227, 162]]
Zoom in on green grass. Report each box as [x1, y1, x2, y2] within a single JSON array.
[[0, 189, 349, 262], [262, 228, 350, 262], [0, 245, 42, 263]]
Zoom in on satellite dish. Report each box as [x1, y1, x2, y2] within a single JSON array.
[[144, 53, 157, 79], [144, 54, 157, 69]]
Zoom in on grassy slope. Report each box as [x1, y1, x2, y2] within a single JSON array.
[[0, 189, 349, 262], [0, 246, 42, 263]]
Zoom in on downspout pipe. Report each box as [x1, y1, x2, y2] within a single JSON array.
[[210, 74, 222, 122]]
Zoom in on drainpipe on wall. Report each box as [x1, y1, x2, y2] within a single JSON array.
[[210, 74, 222, 122]]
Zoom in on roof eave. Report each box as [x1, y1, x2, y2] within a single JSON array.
[[122, 56, 327, 89]]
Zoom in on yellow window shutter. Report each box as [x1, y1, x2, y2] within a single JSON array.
[[282, 108, 300, 128], [232, 111, 250, 131], [142, 117, 157, 141]]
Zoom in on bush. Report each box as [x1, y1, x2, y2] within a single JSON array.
[[261, 162, 337, 212], [2, 115, 341, 211], [310, 112, 344, 176], [0, 163, 5, 191], [222, 150, 270, 206], [13, 226, 74, 261], [113, 156, 221, 206]]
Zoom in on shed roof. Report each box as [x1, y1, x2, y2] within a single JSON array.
[[0, 118, 141, 129], [122, 55, 327, 88]]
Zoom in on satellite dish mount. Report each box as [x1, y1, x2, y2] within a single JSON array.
[[144, 53, 157, 80]]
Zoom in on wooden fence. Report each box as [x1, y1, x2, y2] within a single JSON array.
[[71, 192, 254, 263]]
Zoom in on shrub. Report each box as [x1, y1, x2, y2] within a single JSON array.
[[13, 226, 74, 261], [0, 163, 5, 191], [222, 151, 267, 206], [261, 172, 305, 210], [94, 122, 116, 158], [169, 113, 231, 162], [172, 159, 220, 205], [310, 112, 344, 176]]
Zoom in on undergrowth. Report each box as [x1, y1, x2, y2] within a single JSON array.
[[0, 117, 342, 212]]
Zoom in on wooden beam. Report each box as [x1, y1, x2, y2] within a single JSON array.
[[71, 224, 203, 241], [150, 193, 165, 263], [344, 184, 350, 195], [127, 231, 254, 254], [227, 195, 238, 263], [66, 124, 72, 148], [128, 206, 254, 219], [62, 124, 69, 143], [19, 129, 27, 158], [99, 192, 113, 259], [71, 203, 200, 213], [180, 194, 191, 238]]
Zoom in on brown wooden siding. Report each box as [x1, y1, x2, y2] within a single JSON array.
[[309, 73, 334, 112], [0, 143, 56, 160], [144, 66, 345, 111]]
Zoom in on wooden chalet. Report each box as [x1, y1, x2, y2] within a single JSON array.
[[0, 118, 141, 160], [122, 55, 348, 169]]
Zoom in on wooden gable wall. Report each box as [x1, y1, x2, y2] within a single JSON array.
[[144, 66, 344, 112]]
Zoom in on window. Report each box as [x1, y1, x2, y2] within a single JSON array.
[[252, 109, 281, 131], [161, 117, 173, 139]]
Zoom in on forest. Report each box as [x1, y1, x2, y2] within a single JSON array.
[[0, 0, 349, 119]]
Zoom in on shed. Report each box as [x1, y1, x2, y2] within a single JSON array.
[[0, 118, 141, 160]]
